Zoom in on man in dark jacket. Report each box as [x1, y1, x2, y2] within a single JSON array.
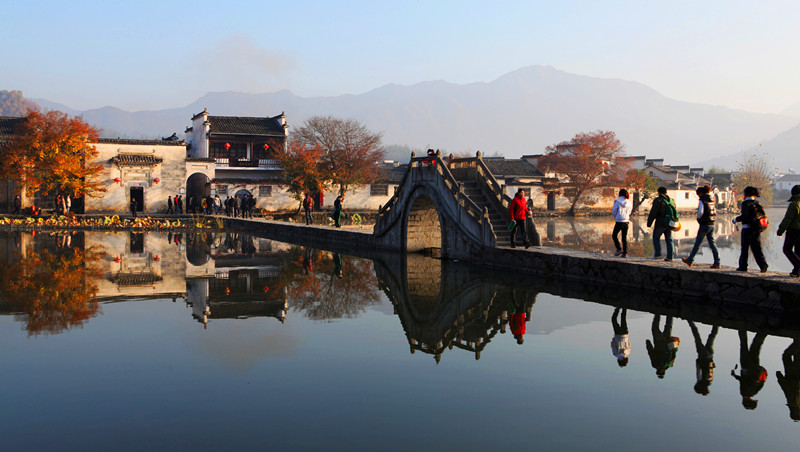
[[647, 187, 675, 261], [683, 185, 721, 268], [733, 186, 768, 272], [777, 185, 800, 277]]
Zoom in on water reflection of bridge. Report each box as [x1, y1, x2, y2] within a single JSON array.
[[372, 252, 800, 363]]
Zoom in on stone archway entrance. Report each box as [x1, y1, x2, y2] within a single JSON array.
[[405, 194, 442, 253], [186, 173, 210, 213]]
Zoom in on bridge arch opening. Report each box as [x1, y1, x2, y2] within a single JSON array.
[[405, 194, 442, 254]]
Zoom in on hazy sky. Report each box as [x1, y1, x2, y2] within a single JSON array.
[[3, 0, 799, 114]]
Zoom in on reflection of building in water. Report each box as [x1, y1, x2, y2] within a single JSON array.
[[540, 213, 741, 256], [187, 234, 289, 328], [85, 231, 289, 328], [376, 254, 537, 363]]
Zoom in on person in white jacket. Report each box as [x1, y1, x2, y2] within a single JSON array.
[[611, 189, 633, 257]]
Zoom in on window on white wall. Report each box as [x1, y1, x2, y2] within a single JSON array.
[[259, 185, 272, 197], [217, 185, 227, 195], [370, 184, 388, 196]]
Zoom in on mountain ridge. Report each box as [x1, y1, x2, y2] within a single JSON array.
[[30, 65, 800, 169]]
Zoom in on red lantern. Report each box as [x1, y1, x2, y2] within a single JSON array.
[[224, 143, 231, 151], [153, 178, 160, 184], [153, 255, 160, 262], [114, 256, 122, 263], [263, 285, 270, 292], [225, 286, 231, 295], [113, 177, 122, 184], [263, 144, 270, 151]]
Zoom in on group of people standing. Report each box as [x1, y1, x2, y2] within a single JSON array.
[[608, 183, 800, 278], [164, 194, 257, 218]]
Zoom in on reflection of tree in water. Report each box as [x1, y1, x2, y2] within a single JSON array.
[[281, 248, 380, 320], [0, 245, 104, 336]]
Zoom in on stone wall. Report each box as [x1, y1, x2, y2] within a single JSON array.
[[224, 218, 800, 312]]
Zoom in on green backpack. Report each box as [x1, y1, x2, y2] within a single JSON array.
[[662, 198, 678, 225]]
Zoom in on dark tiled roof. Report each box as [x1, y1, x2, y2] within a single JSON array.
[[0, 116, 25, 141], [483, 158, 543, 178], [777, 173, 800, 181], [378, 164, 408, 183], [112, 153, 164, 166], [208, 116, 285, 136], [98, 138, 186, 146]]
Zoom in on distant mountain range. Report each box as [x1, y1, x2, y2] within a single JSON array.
[[32, 65, 800, 170]]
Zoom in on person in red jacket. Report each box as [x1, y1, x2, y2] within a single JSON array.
[[509, 189, 531, 248]]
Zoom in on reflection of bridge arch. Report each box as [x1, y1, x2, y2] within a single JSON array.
[[374, 254, 526, 362]]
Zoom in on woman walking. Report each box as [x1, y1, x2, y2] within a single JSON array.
[[682, 185, 721, 268], [733, 186, 768, 273], [777, 184, 800, 277], [611, 189, 632, 257]]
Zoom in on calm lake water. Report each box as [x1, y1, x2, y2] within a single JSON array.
[[1, 220, 799, 451]]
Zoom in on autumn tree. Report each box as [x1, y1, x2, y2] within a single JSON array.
[[624, 169, 660, 214], [0, 110, 106, 203], [274, 140, 329, 209], [733, 151, 776, 206], [0, 90, 38, 116], [538, 130, 627, 215], [292, 116, 385, 196]]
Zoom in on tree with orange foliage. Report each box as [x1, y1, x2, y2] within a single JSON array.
[[538, 130, 628, 215], [275, 140, 329, 210], [292, 116, 385, 196], [0, 110, 107, 204]]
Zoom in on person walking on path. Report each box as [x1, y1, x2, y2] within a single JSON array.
[[610, 307, 631, 367], [733, 186, 769, 273], [777, 184, 800, 278], [166, 196, 174, 214], [333, 194, 344, 228], [611, 189, 632, 257], [65, 194, 71, 213], [731, 330, 768, 410], [176, 195, 183, 214], [647, 187, 677, 261], [683, 185, 721, 268], [129, 198, 138, 218], [509, 189, 531, 248], [303, 193, 315, 225], [688, 321, 718, 396], [12, 194, 21, 214]]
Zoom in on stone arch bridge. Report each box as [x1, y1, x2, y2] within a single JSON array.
[[373, 152, 536, 260]]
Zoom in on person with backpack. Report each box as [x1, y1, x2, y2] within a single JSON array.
[[682, 185, 721, 268], [776, 184, 800, 278], [611, 189, 632, 257], [647, 187, 677, 261], [733, 186, 769, 273]]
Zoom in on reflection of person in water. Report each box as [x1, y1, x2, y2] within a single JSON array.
[[777, 339, 800, 421], [610, 308, 630, 367], [304, 248, 314, 274], [731, 330, 768, 410], [646, 315, 680, 379], [688, 321, 718, 396], [333, 253, 343, 278], [508, 291, 531, 345]]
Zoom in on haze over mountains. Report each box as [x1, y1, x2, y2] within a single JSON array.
[[33, 65, 799, 171]]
